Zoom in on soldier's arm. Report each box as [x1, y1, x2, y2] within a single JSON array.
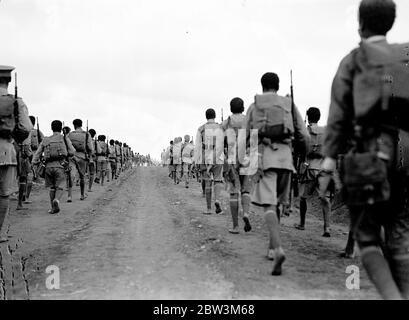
[[32, 141, 44, 165], [323, 53, 356, 160], [87, 133, 95, 155], [293, 104, 310, 160], [245, 104, 254, 150], [65, 137, 76, 157]]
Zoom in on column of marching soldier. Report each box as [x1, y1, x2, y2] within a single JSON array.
[[162, 0, 409, 300], [0, 65, 138, 240]]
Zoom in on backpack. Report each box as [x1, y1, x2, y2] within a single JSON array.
[[251, 93, 294, 142], [307, 125, 325, 159], [69, 131, 87, 152], [353, 41, 409, 130], [43, 135, 68, 162]]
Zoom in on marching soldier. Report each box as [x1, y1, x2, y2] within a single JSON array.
[[108, 139, 117, 180], [17, 117, 36, 210], [181, 135, 195, 188], [246, 72, 308, 275], [322, 0, 409, 299], [173, 137, 183, 184], [68, 119, 94, 200], [25, 116, 44, 203], [88, 129, 99, 189], [0, 66, 32, 243], [115, 140, 121, 177], [295, 107, 333, 237], [96, 135, 108, 186], [194, 109, 225, 215], [222, 97, 253, 234], [32, 120, 75, 214]]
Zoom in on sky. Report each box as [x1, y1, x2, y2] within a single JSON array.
[[1, 0, 408, 160]]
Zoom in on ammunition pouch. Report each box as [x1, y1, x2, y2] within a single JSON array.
[[341, 151, 390, 206]]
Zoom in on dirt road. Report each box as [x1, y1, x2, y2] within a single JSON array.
[[0, 167, 378, 300]]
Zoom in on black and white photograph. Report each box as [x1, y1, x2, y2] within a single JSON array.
[[0, 0, 409, 304]]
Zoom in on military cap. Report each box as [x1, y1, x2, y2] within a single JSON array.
[[0, 65, 15, 77]]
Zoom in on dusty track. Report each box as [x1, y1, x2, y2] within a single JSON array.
[[0, 167, 378, 300]]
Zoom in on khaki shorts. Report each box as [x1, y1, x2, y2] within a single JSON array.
[[45, 167, 66, 189], [97, 160, 108, 171], [203, 164, 224, 183], [0, 166, 17, 197], [226, 165, 253, 195], [175, 164, 182, 173], [251, 169, 291, 207], [349, 172, 409, 255], [182, 163, 191, 173], [300, 169, 331, 199], [19, 157, 32, 178]]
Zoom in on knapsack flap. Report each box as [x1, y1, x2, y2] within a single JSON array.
[[253, 93, 294, 141], [354, 41, 409, 130]]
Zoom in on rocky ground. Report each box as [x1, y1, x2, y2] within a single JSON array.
[[0, 167, 378, 300]]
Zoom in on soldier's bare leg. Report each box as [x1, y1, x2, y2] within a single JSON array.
[[242, 193, 252, 232], [340, 230, 355, 258], [100, 167, 106, 186], [265, 206, 286, 276], [0, 196, 10, 243], [48, 188, 56, 214], [106, 162, 111, 182], [204, 179, 212, 215], [295, 196, 307, 230], [321, 195, 331, 237], [88, 162, 95, 192], [361, 246, 402, 300], [214, 181, 224, 215], [390, 255, 409, 300], [25, 171, 33, 204], [17, 176, 28, 210], [229, 193, 239, 234]]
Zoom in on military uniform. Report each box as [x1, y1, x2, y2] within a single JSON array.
[[222, 113, 253, 233], [296, 123, 332, 236], [246, 93, 308, 208], [0, 66, 32, 241], [194, 119, 225, 214], [323, 36, 409, 299], [108, 143, 117, 180], [181, 137, 194, 188], [246, 90, 308, 274], [33, 131, 75, 213], [68, 127, 94, 199], [96, 140, 108, 186], [173, 138, 183, 184], [88, 136, 99, 187], [115, 143, 122, 177]]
